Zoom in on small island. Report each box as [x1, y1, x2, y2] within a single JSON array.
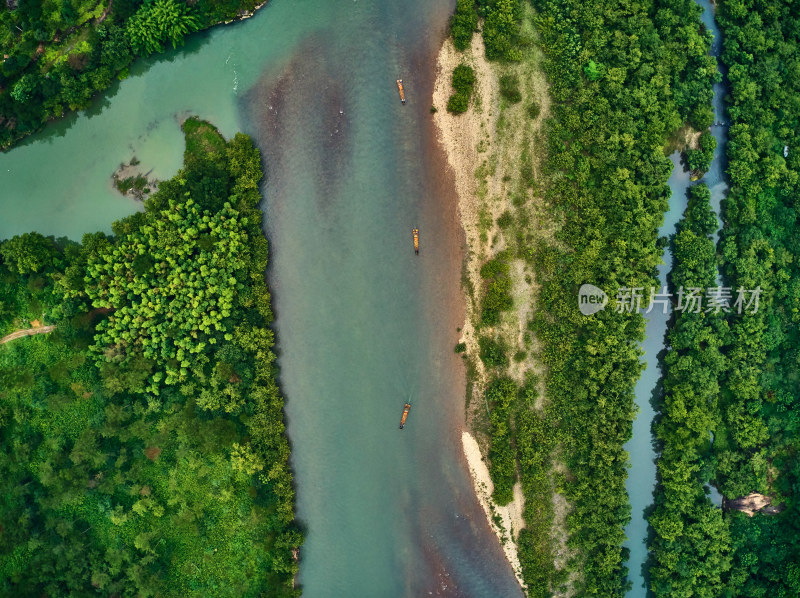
[[111, 156, 158, 199]]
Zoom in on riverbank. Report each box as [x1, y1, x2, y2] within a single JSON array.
[[462, 431, 526, 586], [431, 21, 560, 593], [431, 32, 526, 586]]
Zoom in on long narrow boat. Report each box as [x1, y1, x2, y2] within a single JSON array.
[[396, 79, 406, 104], [399, 402, 411, 429], [412, 228, 419, 255]]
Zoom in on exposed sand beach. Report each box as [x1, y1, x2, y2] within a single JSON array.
[[431, 34, 498, 398], [462, 431, 527, 588], [431, 33, 528, 592]]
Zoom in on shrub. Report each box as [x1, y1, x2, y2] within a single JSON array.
[[480, 253, 510, 279], [497, 211, 514, 229], [499, 74, 522, 103], [447, 92, 470, 114], [452, 64, 476, 93], [450, 0, 478, 51], [447, 64, 476, 114], [527, 101, 541, 119], [479, 336, 509, 368]]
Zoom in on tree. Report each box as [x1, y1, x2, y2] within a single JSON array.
[[0, 232, 57, 274], [126, 0, 198, 56], [10, 74, 38, 103]]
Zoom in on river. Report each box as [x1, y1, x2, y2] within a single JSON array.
[[623, 0, 729, 594], [0, 1, 524, 596]]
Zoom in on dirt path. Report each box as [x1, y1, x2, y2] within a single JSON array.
[[0, 325, 55, 345], [96, 0, 113, 24]]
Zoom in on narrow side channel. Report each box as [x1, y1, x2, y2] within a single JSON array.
[[624, 0, 730, 593]]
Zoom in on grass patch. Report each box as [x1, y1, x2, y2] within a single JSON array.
[[499, 74, 522, 103]]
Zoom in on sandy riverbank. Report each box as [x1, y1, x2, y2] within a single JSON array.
[[431, 34, 498, 396], [462, 432, 527, 588], [431, 33, 529, 592]]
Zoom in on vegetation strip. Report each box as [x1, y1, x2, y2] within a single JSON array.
[[648, 183, 731, 595], [441, 0, 717, 594]]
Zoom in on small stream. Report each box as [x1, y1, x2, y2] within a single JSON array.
[[623, 0, 729, 594]]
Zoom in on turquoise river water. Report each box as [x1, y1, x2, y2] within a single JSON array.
[[0, 1, 523, 596]]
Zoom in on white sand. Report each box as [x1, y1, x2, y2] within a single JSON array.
[[462, 431, 527, 590]]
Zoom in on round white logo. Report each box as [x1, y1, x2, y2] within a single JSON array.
[[578, 284, 608, 315]]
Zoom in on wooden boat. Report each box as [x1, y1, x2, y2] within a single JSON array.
[[396, 79, 406, 104], [412, 228, 419, 255], [399, 402, 411, 429]]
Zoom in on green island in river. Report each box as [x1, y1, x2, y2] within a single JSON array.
[[1, 0, 799, 595]]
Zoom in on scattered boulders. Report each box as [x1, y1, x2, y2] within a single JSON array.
[[111, 157, 158, 200]]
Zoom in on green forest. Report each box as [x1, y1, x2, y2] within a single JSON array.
[[448, 0, 719, 594], [526, 0, 717, 592], [716, 3, 800, 591], [648, 0, 800, 595], [0, 0, 259, 149], [446, 0, 797, 595], [649, 183, 732, 596], [0, 118, 301, 596]]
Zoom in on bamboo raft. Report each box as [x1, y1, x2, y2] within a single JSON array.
[[399, 403, 411, 429]]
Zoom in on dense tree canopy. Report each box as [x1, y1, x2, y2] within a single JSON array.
[[523, 0, 716, 592], [0, 0, 259, 149], [649, 184, 732, 596], [712, 0, 800, 593], [0, 119, 301, 596]]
